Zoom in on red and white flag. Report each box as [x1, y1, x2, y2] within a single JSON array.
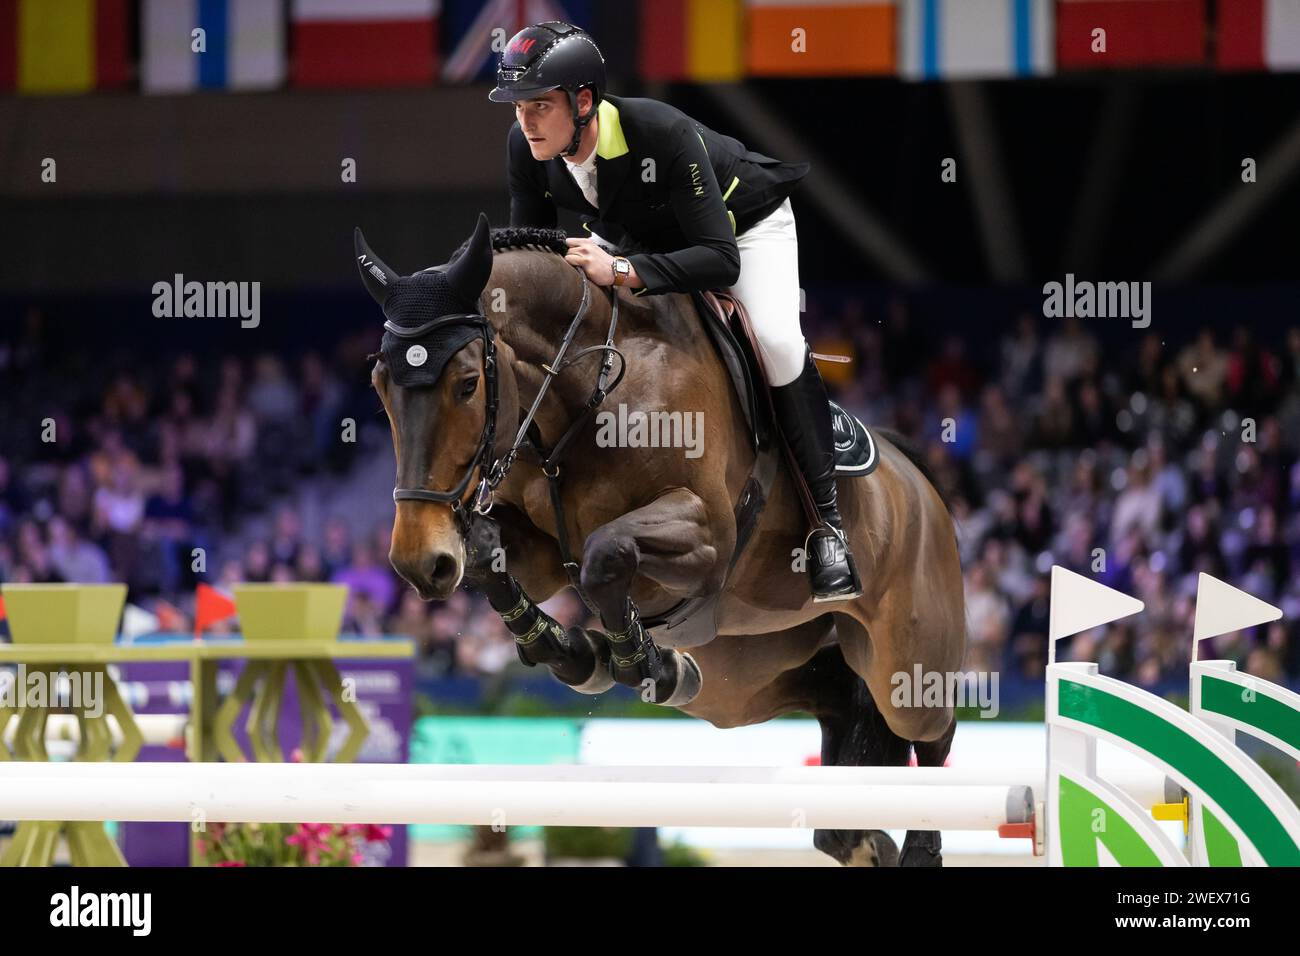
[[291, 0, 440, 88], [1219, 0, 1300, 72]]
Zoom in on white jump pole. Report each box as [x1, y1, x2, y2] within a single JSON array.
[[0, 760, 1168, 803], [2, 714, 187, 749], [0, 763, 1032, 831]]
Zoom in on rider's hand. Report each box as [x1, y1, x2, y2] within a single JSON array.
[[564, 237, 617, 286]]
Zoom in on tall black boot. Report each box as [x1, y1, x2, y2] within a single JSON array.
[[770, 349, 863, 603]]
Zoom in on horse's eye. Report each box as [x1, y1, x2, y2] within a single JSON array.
[[458, 375, 479, 399]]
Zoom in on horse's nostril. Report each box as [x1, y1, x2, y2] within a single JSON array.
[[430, 552, 458, 588]]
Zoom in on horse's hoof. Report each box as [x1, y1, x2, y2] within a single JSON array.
[[562, 628, 615, 695], [853, 830, 900, 867], [900, 832, 944, 867], [658, 651, 702, 708], [815, 828, 899, 867]]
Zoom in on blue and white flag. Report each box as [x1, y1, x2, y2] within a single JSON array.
[[441, 0, 591, 84], [899, 0, 1053, 81], [142, 0, 286, 93]]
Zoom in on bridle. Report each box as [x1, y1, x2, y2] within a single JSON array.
[[387, 265, 627, 555], [387, 311, 498, 516]]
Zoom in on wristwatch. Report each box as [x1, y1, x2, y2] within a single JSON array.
[[611, 257, 631, 287]]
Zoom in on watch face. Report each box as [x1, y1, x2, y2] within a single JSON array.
[[614, 259, 630, 273]]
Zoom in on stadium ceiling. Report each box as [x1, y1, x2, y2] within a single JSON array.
[[670, 74, 1300, 286]]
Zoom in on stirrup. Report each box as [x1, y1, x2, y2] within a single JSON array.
[[806, 525, 864, 604]]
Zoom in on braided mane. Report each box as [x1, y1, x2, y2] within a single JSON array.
[[448, 226, 569, 262]]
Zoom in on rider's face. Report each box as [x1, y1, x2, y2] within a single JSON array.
[[514, 90, 591, 160]]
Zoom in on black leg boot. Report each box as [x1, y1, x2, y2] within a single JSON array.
[[770, 349, 863, 603], [603, 601, 703, 707], [485, 576, 613, 693]]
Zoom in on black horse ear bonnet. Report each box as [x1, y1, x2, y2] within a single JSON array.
[[355, 217, 493, 388], [378, 273, 483, 388]]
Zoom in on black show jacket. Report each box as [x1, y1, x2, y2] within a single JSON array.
[[506, 94, 810, 296]]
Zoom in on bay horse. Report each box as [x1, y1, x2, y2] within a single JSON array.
[[360, 213, 966, 866]]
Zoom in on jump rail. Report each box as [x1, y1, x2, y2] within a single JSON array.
[[0, 761, 1034, 831]]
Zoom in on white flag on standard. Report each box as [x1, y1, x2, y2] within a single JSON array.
[[1193, 573, 1283, 644], [1047, 566, 1144, 662]]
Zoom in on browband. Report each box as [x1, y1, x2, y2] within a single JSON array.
[[383, 313, 486, 339]]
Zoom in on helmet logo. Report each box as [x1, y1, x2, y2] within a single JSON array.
[[507, 36, 536, 55]]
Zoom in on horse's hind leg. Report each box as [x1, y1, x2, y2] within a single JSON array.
[[794, 646, 912, 867], [899, 716, 956, 866]]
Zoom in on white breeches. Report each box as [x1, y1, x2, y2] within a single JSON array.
[[596, 196, 808, 386], [727, 197, 807, 387]]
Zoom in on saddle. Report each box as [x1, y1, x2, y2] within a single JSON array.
[[639, 289, 878, 648], [690, 290, 879, 477]]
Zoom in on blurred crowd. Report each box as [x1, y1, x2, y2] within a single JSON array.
[[812, 301, 1300, 688], [3, 298, 1299, 689], [0, 306, 373, 607]]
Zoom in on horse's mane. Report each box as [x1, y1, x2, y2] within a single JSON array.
[[447, 226, 569, 262]]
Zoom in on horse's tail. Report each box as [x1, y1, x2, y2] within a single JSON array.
[[873, 427, 955, 520]]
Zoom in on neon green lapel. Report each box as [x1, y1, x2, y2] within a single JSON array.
[[595, 99, 629, 160]]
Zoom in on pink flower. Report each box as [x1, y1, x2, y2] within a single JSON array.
[[286, 822, 336, 865], [213, 861, 246, 867]]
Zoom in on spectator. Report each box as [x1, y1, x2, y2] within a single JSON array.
[[1177, 327, 1228, 415], [332, 541, 398, 623], [47, 515, 111, 584], [964, 561, 1009, 672], [1042, 317, 1098, 386], [142, 463, 197, 593]]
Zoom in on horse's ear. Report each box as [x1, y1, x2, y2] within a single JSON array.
[[444, 212, 493, 304], [354, 227, 398, 306]]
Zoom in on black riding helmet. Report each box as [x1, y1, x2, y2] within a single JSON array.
[[488, 21, 605, 157]]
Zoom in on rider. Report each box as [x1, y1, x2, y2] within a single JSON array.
[[489, 20, 859, 603]]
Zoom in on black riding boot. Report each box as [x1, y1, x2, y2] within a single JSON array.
[[771, 349, 863, 603]]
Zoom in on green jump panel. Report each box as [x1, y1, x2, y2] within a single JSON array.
[[233, 584, 348, 642], [0, 584, 127, 645]]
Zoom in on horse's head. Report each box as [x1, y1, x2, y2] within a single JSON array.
[[358, 213, 516, 601]]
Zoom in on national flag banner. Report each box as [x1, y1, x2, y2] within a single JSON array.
[[292, 0, 439, 89], [1056, 0, 1207, 70], [640, 0, 743, 82], [142, 0, 285, 94], [442, 0, 592, 85], [899, 0, 1053, 80], [1218, 0, 1300, 72], [746, 0, 893, 77], [0, 0, 130, 94]]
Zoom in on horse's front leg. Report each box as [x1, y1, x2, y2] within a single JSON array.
[[580, 488, 718, 707], [463, 508, 613, 693]]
